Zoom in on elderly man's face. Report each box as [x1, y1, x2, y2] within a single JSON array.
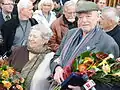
[[20, 2, 33, 19], [77, 11, 99, 33], [99, 14, 112, 30], [64, 6, 76, 22], [27, 30, 48, 52], [1, 0, 14, 13]]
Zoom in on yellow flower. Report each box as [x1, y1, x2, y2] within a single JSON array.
[[2, 71, 9, 79], [7, 67, 14, 75], [102, 64, 111, 74], [2, 81, 12, 88]]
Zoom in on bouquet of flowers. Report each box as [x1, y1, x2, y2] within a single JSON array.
[[71, 51, 120, 84], [54, 51, 120, 90], [0, 59, 25, 90]]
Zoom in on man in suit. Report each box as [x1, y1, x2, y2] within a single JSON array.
[[1, 0, 38, 56], [0, 0, 14, 28], [49, 1, 119, 90]]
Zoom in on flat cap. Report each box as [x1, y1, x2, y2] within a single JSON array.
[[76, 1, 99, 13]]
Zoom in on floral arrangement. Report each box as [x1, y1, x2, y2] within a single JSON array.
[[63, 51, 120, 85], [0, 59, 25, 90]]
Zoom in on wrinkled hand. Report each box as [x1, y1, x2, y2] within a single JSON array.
[[116, 57, 120, 62], [68, 85, 81, 90], [54, 66, 64, 84]]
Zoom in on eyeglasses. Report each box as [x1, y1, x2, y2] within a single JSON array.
[[2, 3, 14, 5]]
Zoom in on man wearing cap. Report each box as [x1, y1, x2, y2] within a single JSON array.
[[49, 1, 119, 90]]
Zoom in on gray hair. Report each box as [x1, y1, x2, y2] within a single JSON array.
[[37, 0, 54, 10], [101, 7, 119, 23], [30, 24, 52, 40], [63, 0, 76, 13], [17, 0, 33, 13]]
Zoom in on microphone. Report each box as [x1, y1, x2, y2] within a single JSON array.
[[61, 72, 96, 90], [82, 74, 96, 90]]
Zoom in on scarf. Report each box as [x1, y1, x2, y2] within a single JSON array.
[[21, 47, 51, 90], [60, 26, 98, 67]]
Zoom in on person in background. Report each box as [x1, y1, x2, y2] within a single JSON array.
[[116, 3, 120, 24], [52, 0, 63, 18], [48, 0, 77, 52], [8, 24, 54, 90], [96, 0, 107, 11], [49, 1, 119, 90], [0, 0, 2, 11], [0, 0, 14, 56], [0, 0, 14, 28], [1, 0, 38, 56], [100, 7, 120, 56], [116, 3, 120, 12], [32, 0, 56, 35]]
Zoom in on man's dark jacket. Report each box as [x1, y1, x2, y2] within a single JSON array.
[[106, 25, 120, 56], [1, 17, 38, 55]]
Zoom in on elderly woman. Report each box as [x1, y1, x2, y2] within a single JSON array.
[[8, 24, 54, 90], [32, 0, 56, 34]]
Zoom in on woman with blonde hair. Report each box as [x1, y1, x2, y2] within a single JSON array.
[[32, 0, 56, 35]]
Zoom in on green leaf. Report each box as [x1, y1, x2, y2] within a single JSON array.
[[80, 51, 91, 59]]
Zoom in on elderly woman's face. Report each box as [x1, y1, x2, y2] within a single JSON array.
[[27, 30, 48, 50]]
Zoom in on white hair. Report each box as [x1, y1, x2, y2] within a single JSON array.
[[101, 7, 120, 23], [37, 0, 54, 10], [63, 0, 76, 12], [30, 23, 52, 40], [17, 0, 33, 13]]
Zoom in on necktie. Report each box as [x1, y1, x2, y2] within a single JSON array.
[[6, 15, 10, 21]]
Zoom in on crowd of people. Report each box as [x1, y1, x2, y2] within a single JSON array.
[[0, 0, 120, 90]]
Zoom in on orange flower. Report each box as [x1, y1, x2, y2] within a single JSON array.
[[2, 81, 12, 88], [78, 64, 87, 72], [16, 85, 23, 90], [7, 67, 14, 76]]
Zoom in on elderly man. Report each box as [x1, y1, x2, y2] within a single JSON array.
[[48, 1, 77, 52], [0, 0, 14, 28], [1, 0, 38, 56], [100, 7, 120, 54], [49, 1, 119, 90]]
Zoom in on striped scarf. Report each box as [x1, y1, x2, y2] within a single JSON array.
[[60, 26, 98, 67]]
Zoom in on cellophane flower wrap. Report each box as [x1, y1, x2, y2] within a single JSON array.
[[63, 51, 120, 85], [0, 59, 25, 90]]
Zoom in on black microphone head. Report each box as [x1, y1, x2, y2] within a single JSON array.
[[82, 74, 89, 81]]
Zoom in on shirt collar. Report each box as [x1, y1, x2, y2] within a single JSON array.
[[2, 10, 11, 21]]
